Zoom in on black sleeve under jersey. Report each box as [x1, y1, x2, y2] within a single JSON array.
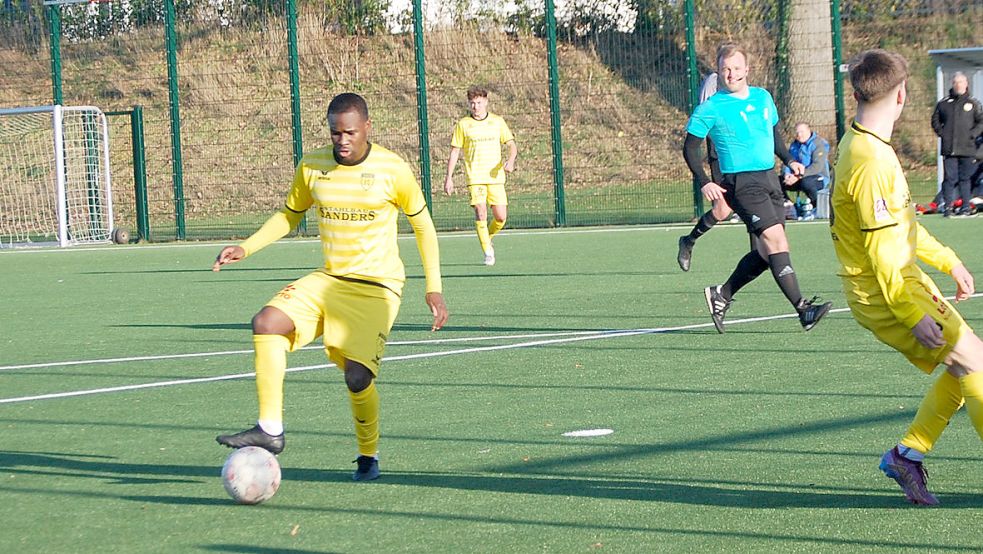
[[684, 133, 712, 186], [773, 125, 793, 166]]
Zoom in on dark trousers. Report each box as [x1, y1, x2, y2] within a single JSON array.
[[785, 175, 824, 207], [942, 156, 977, 212]]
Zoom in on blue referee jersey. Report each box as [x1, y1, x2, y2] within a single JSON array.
[[686, 86, 779, 174]]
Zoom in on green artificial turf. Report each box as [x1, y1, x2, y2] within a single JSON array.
[[2, 217, 982, 552]]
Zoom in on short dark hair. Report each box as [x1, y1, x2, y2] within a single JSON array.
[[716, 43, 748, 67], [849, 49, 909, 103], [328, 92, 369, 119], [467, 86, 488, 100]]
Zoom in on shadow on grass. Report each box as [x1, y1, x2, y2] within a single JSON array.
[[132, 496, 983, 550], [5, 456, 982, 515], [81, 267, 316, 275], [5, 483, 982, 551], [110, 323, 253, 331], [110, 322, 612, 333], [201, 546, 341, 554], [4, 409, 981, 515]]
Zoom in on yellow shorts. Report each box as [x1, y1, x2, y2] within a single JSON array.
[[468, 184, 508, 206], [844, 275, 971, 373], [265, 270, 401, 375]]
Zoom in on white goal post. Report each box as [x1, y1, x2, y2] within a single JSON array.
[[0, 105, 115, 247]]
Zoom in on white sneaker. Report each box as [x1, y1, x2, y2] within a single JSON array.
[[483, 246, 495, 266]]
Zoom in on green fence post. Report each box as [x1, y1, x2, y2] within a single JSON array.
[[545, 0, 565, 226], [132, 105, 150, 241], [164, 0, 186, 240], [107, 107, 150, 241], [774, 0, 792, 122], [831, 0, 846, 140], [684, 0, 703, 218], [286, 0, 307, 234], [412, 0, 432, 211], [47, 4, 62, 105]]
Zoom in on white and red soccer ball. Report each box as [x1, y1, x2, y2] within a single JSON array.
[[221, 446, 281, 505]]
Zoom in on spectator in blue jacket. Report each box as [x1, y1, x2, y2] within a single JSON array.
[[782, 122, 830, 211]]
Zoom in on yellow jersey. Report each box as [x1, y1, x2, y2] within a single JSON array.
[[830, 121, 961, 328], [283, 143, 430, 296], [451, 113, 515, 185]]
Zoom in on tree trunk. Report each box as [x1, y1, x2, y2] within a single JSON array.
[[787, 0, 836, 143]]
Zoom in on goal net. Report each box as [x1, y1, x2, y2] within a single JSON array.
[[0, 105, 114, 247]]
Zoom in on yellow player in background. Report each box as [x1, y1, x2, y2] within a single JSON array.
[[444, 86, 518, 266], [832, 49, 983, 505], [213, 93, 448, 481]]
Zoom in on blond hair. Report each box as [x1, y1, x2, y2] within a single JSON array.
[[716, 43, 749, 66]]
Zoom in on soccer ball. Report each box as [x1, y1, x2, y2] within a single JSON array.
[[111, 227, 130, 244], [221, 446, 281, 505]]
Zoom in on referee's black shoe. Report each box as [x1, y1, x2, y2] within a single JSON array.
[[704, 285, 731, 333], [797, 297, 832, 331], [217, 425, 284, 455], [677, 236, 694, 272]]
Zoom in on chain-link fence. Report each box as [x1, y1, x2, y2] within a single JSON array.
[[1, 0, 980, 241]]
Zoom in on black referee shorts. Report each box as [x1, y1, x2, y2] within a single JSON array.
[[721, 170, 785, 235]]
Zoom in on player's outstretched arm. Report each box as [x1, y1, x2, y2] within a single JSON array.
[[504, 140, 517, 173], [211, 208, 305, 271], [444, 147, 461, 194], [682, 133, 711, 184], [913, 198, 975, 304], [950, 264, 975, 302], [914, 222, 962, 277], [406, 208, 447, 331], [426, 292, 448, 331], [213, 245, 246, 271], [772, 126, 804, 175]]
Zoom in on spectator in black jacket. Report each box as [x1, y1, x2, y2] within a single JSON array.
[[932, 72, 983, 217]]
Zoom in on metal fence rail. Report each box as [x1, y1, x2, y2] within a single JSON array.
[[0, 0, 979, 240]]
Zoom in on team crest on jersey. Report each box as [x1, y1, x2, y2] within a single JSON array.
[[873, 198, 890, 221], [361, 173, 375, 191], [965, 103, 974, 112]]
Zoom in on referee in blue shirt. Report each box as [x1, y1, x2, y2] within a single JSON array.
[[683, 43, 831, 333]]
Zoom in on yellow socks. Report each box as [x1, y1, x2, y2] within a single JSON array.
[[254, 334, 290, 435], [489, 218, 506, 238], [959, 371, 983, 441], [900, 371, 963, 454], [475, 220, 491, 253], [349, 381, 380, 457]]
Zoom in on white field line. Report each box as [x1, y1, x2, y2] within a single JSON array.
[[0, 221, 765, 255], [4, 291, 979, 405], [0, 308, 833, 405], [0, 330, 611, 371], [8, 287, 977, 372]]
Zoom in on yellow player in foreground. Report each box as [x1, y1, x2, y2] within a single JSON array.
[[831, 49, 983, 505], [213, 92, 448, 481]]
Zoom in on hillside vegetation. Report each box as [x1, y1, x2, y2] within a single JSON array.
[[1, 3, 978, 237]]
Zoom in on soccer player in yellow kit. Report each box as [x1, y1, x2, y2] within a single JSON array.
[[832, 50, 983, 505], [444, 86, 517, 266], [212, 93, 448, 481]]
